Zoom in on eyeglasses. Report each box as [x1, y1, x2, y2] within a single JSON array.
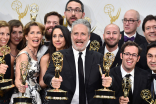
[[123, 52, 138, 58], [122, 19, 138, 24], [66, 8, 82, 13]]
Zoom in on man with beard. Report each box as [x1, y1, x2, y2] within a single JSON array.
[[136, 15, 156, 71], [109, 41, 149, 104], [118, 9, 147, 48], [99, 24, 122, 69], [37, 11, 63, 62], [43, 19, 112, 104], [64, 0, 102, 49]]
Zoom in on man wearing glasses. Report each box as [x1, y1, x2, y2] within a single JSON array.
[[136, 15, 156, 71], [118, 9, 147, 48], [109, 41, 149, 104], [64, 0, 102, 49]]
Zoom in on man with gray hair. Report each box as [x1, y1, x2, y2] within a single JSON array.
[[43, 19, 112, 104], [118, 9, 147, 48]]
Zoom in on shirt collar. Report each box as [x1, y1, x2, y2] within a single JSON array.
[[121, 65, 134, 78], [72, 46, 86, 57], [124, 32, 136, 38], [67, 25, 71, 31], [152, 71, 156, 74], [104, 46, 119, 57]]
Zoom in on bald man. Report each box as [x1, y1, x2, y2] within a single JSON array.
[[118, 9, 147, 48], [99, 24, 122, 69]]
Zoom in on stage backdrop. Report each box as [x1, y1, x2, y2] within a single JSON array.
[[0, 0, 155, 41]]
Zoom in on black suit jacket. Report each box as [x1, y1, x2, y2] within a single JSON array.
[[43, 47, 104, 104], [109, 66, 149, 104], [87, 32, 102, 50], [98, 45, 122, 69], [118, 31, 147, 48]]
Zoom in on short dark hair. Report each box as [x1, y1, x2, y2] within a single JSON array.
[[8, 19, 24, 50], [65, 0, 84, 12], [142, 15, 156, 32], [120, 41, 142, 56], [44, 11, 63, 25], [146, 41, 156, 55], [48, 25, 71, 60]]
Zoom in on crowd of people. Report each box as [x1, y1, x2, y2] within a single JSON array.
[[0, 0, 156, 104]]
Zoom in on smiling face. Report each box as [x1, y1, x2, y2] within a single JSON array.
[[71, 24, 90, 51], [52, 28, 66, 51], [120, 46, 140, 72], [147, 47, 156, 73], [25, 26, 43, 48], [45, 15, 60, 40], [144, 20, 156, 43], [0, 27, 10, 47], [103, 24, 121, 48], [10, 26, 23, 46], [64, 1, 85, 27]]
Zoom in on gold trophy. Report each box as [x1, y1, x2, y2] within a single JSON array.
[[0, 45, 14, 90], [122, 77, 131, 98], [46, 52, 68, 100], [94, 52, 116, 99], [141, 89, 156, 104], [13, 61, 32, 104], [89, 40, 100, 52], [30, 3, 39, 21]]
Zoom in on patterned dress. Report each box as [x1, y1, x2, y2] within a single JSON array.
[[10, 51, 41, 104]]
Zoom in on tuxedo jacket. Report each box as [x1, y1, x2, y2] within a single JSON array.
[[43, 47, 104, 104], [109, 66, 149, 104], [98, 45, 122, 69], [87, 32, 102, 50], [118, 31, 147, 48]]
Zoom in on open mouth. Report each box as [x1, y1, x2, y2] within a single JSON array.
[[126, 60, 133, 65], [76, 41, 83, 46], [32, 39, 39, 43]]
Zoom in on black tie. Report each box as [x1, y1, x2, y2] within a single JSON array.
[[78, 52, 86, 104], [125, 74, 133, 104], [44, 42, 50, 46]]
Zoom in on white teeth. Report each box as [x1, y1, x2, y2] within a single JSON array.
[[1, 41, 6, 42], [33, 40, 38, 42]]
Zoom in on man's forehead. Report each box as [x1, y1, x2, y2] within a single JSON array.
[[67, 1, 81, 8]]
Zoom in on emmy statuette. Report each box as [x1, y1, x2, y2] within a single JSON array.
[[30, 3, 39, 21], [46, 52, 68, 100], [94, 52, 116, 99], [89, 40, 100, 52], [122, 77, 131, 98], [13, 61, 32, 104], [141, 89, 156, 104], [0, 45, 15, 90]]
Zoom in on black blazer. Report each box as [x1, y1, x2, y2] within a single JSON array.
[[43, 47, 104, 104], [109, 66, 149, 104], [118, 31, 147, 48], [87, 32, 102, 50], [98, 45, 122, 69]]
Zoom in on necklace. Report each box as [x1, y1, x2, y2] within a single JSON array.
[[10, 52, 16, 58], [27, 46, 37, 58]]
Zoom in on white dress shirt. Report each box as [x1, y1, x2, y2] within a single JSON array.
[[152, 71, 156, 94], [71, 47, 87, 104], [120, 65, 134, 93], [104, 46, 119, 57], [124, 32, 136, 39]]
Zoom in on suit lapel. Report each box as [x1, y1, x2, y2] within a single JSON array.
[[65, 47, 76, 86], [85, 50, 93, 86]]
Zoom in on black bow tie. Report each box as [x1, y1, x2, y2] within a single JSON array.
[[152, 74, 156, 80], [44, 42, 50, 46]]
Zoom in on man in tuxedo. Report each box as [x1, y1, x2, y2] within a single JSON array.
[[99, 24, 122, 69], [146, 42, 156, 102], [43, 19, 112, 104], [136, 15, 156, 71], [118, 9, 146, 48], [37, 11, 63, 62], [64, 0, 102, 49], [110, 41, 149, 104]]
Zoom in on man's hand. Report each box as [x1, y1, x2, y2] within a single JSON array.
[[102, 74, 112, 87], [119, 96, 129, 104], [51, 76, 63, 89], [0, 64, 8, 74]]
